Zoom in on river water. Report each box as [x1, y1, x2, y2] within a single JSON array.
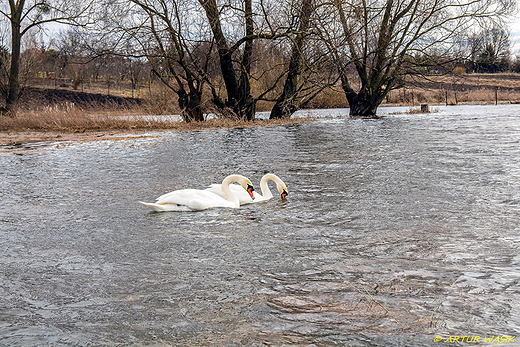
[[1, 105, 519, 346]]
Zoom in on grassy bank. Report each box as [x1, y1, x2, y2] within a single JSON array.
[[0, 100, 314, 146], [383, 73, 520, 106], [27, 72, 520, 110], [3, 72, 520, 137], [0, 86, 315, 134]]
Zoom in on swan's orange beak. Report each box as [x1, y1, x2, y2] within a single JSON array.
[[247, 184, 255, 200], [281, 189, 288, 200]]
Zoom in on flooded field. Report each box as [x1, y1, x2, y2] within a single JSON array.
[[1, 105, 519, 346]]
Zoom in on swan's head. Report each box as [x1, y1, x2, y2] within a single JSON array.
[[242, 179, 255, 200], [225, 174, 255, 200], [278, 185, 288, 200], [246, 184, 255, 200]]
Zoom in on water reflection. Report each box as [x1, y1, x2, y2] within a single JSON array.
[[1, 105, 520, 346]]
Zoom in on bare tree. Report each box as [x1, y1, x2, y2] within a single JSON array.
[[466, 27, 511, 72], [102, 0, 315, 121], [198, 0, 257, 119], [128, 57, 146, 98], [106, 0, 212, 122], [57, 29, 88, 90], [328, 0, 515, 118], [269, 0, 315, 119], [199, 0, 327, 120], [0, 0, 95, 115]]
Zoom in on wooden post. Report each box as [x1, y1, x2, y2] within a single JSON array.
[[445, 90, 448, 106], [495, 88, 498, 105]]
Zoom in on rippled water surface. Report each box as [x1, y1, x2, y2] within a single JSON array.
[[1, 105, 520, 346]]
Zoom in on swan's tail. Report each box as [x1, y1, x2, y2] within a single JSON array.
[[139, 201, 167, 211], [139, 201, 192, 212]]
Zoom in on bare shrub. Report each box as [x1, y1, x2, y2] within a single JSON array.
[[305, 89, 348, 109], [0, 100, 313, 133]]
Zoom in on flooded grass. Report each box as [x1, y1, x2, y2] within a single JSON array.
[[0, 105, 316, 145], [0, 105, 313, 132]]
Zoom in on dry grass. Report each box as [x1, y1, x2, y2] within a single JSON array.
[[5, 73, 520, 135], [1, 83, 316, 135], [386, 73, 520, 106], [385, 86, 520, 106], [1, 105, 155, 132], [430, 73, 520, 90], [0, 101, 314, 135], [390, 106, 438, 115]]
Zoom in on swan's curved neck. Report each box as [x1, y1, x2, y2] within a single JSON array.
[[260, 174, 280, 199], [221, 175, 244, 207]]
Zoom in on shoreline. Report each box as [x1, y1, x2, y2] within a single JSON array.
[[0, 116, 319, 147], [0, 129, 167, 147], [3, 100, 517, 146]]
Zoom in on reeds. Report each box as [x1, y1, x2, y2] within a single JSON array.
[[5, 72, 520, 134], [0, 101, 313, 133]]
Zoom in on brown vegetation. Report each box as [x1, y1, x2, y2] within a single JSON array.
[[384, 73, 520, 106], [0, 86, 314, 145], [2, 72, 520, 146]]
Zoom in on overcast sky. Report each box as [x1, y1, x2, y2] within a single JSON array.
[[510, 18, 520, 55]]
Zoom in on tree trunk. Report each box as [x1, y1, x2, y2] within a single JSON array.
[[345, 89, 386, 118], [200, 0, 238, 104], [347, 94, 379, 118], [339, 65, 388, 118], [199, 0, 255, 120], [6, 12, 22, 115], [270, 99, 297, 119], [269, 53, 300, 119], [177, 91, 203, 123], [176, 80, 204, 123], [237, 0, 255, 120], [269, 0, 314, 119]]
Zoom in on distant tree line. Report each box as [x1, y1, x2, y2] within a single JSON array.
[[1, 0, 516, 119]]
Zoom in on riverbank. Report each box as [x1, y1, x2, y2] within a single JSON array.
[[0, 129, 163, 147], [0, 117, 314, 146], [4, 71, 520, 146]]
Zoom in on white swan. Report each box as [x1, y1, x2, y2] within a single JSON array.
[[139, 175, 255, 212], [205, 173, 288, 205]]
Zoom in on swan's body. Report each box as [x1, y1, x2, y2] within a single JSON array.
[[206, 173, 288, 205], [139, 175, 255, 212]]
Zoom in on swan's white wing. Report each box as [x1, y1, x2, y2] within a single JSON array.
[[205, 184, 224, 196], [140, 189, 235, 211], [152, 188, 235, 210], [156, 189, 194, 201], [243, 192, 270, 204], [156, 188, 200, 203]]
